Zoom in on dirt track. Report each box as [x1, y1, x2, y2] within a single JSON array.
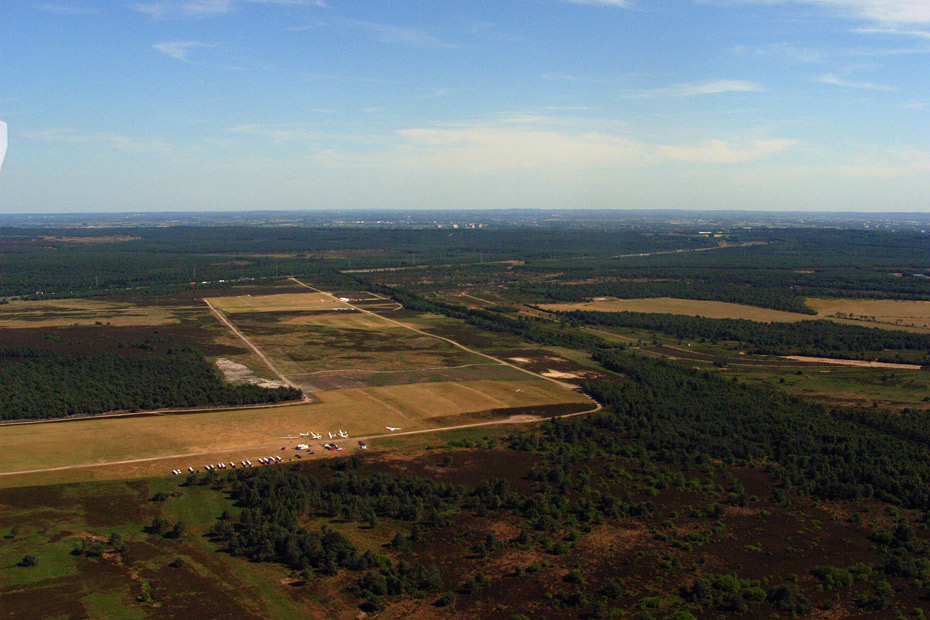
[[203, 297, 308, 399], [0, 282, 601, 484]]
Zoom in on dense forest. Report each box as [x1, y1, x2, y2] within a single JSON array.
[[193, 340, 930, 616], [0, 346, 300, 420], [586, 350, 930, 509], [0, 227, 712, 299]]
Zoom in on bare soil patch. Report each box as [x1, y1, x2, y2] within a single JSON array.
[[216, 358, 288, 388], [782, 355, 923, 369]]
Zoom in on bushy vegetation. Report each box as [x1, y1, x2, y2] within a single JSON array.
[[562, 310, 930, 363]]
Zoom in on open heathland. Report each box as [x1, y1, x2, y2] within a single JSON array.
[[810, 297, 930, 333], [0, 298, 180, 328], [6, 223, 930, 618], [541, 297, 817, 322]]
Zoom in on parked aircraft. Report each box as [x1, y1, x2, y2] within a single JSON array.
[[386, 427, 401, 432]]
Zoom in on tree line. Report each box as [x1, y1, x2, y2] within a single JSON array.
[[560, 309, 930, 364], [0, 346, 301, 420]]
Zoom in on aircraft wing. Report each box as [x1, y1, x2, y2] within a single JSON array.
[[0, 121, 7, 172]]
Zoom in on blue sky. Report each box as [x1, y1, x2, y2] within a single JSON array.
[[1, 0, 928, 213]]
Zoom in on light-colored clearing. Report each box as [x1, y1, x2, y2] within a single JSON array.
[[0, 298, 178, 328], [541, 369, 582, 379], [782, 356, 924, 370], [508, 357, 533, 363], [541, 298, 814, 323], [0, 379, 590, 484], [808, 298, 930, 333], [215, 358, 288, 389], [206, 292, 352, 314]]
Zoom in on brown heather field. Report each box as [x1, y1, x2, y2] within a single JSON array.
[[0, 298, 181, 328]]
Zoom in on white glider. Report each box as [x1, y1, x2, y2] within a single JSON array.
[[0, 121, 7, 172]]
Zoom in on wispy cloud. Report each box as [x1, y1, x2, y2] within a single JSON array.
[[152, 40, 215, 62], [561, 0, 632, 6], [328, 18, 458, 49], [816, 72, 896, 90], [817, 0, 930, 26], [730, 42, 825, 63], [24, 129, 168, 153], [727, 1, 930, 36], [632, 79, 765, 98], [132, 0, 302, 20], [541, 72, 611, 83], [836, 147, 930, 178], [33, 3, 97, 14], [133, 0, 232, 19], [384, 125, 795, 173], [228, 124, 320, 140]]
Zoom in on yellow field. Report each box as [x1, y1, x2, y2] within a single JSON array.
[[207, 292, 351, 313], [541, 298, 815, 323], [0, 379, 591, 487], [280, 312, 395, 330], [808, 298, 930, 333], [0, 298, 178, 328]]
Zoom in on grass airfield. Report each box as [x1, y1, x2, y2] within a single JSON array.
[[0, 283, 592, 488], [0, 378, 590, 488]]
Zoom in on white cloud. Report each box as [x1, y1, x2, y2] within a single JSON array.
[[835, 148, 930, 178], [726, 1, 930, 36], [633, 79, 765, 98], [817, 0, 930, 26], [816, 72, 895, 90], [152, 41, 214, 61], [380, 126, 795, 173], [24, 129, 168, 153]]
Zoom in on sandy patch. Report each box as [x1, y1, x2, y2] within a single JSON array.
[[782, 356, 923, 370], [540, 369, 581, 379], [215, 358, 287, 388], [508, 357, 532, 363]]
